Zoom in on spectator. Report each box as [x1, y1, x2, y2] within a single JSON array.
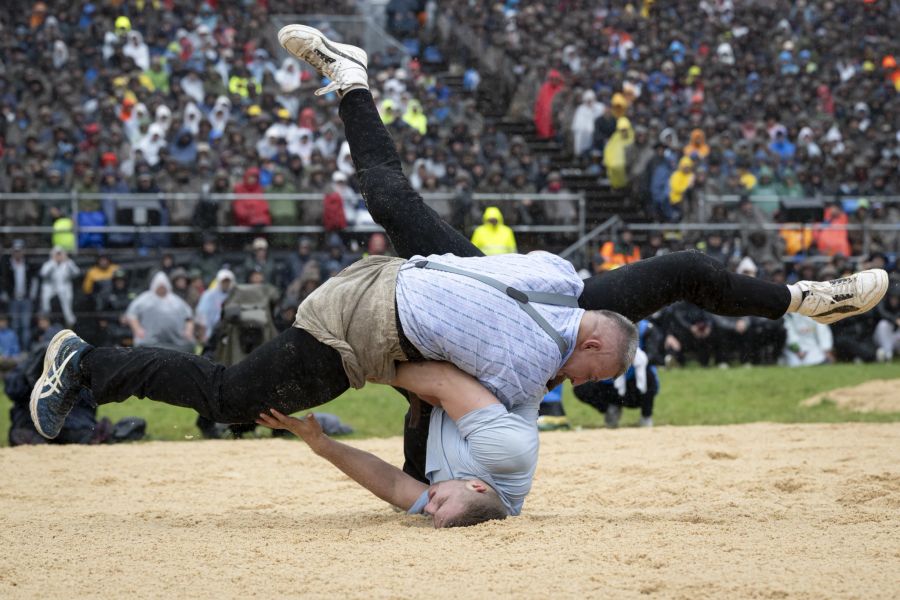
[[241, 237, 279, 285], [232, 167, 271, 228], [847, 200, 871, 256], [321, 233, 354, 278], [571, 90, 605, 158], [124, 271, 194, 353], [195, 269, 236, 344], [660, 302, 716, 367], [95, 269, 135, 317], [470, 206, 517, 255], [782, 314, 834, 367], [830, 312, 880, 364], [534, 69, 564, 139], [38, 246, 79, 326], [541, 171, 576, 224], [815, 203, 851, 257], [81, 254, 119, 297], [574, 347, 658, 428], [701, 232, 729, 266], [873, 284, 900, 362], [194, 234, 223, 286], [0, 239, 39, 348], [267, 170, 299, 246], [169, 268, 193, 306], [647, 144, 674, 219], [683, 129, 710, 160], [667, 157, 695, 222], [285, 236, 319, 286], [0, 314, 21, 368], [598, 225, 641, 271], [603, 117, 634, 190]]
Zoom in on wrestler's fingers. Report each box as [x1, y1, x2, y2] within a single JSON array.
[[257, 412, 282, 428], [269, 408, 294, 423]]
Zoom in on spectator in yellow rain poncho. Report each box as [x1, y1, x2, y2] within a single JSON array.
[[402, 99, 427, 135], [603, 116, 634, 190], [470, 206, 517, 255], [667, 157, 695, 220]]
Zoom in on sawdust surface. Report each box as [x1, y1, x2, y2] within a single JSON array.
[[1, 423, 899, 599], [801, 378, 900, 413]]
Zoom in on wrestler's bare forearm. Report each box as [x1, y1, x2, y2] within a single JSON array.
[[393, 361, 501, 422], [257, 410, 426, 510], [311, 436, 427, 510]]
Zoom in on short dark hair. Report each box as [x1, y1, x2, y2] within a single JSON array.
[[445, 489, 508, 528], [596, 309, 639, 377]]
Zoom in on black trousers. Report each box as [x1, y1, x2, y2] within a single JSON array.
[[83, 328, 350, 423], [82, 89, 791, 478]]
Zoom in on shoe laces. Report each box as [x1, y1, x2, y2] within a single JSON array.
[[314, 59, 362, 96], [315, 79, 341, 97], [41, 350, 76, 398], [825, 276, 854, 302]]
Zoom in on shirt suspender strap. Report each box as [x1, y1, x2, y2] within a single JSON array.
[[413, 260, 576, 356]]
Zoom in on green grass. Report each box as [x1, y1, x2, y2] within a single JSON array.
[[2, 362, 899, 445]]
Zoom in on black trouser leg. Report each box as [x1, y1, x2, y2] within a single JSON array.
[[579, 250, 791, 322], [81, 328, 349, 423], [639, 377, 658, 419], [339, 90, 483, 260]]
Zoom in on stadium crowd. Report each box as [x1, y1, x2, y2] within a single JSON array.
[[1, 1, 899, 441], [440, 0, 899, 217]]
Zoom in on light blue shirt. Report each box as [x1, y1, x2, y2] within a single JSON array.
[[396, 252, 584, 516], [407, 404, 539, 516]]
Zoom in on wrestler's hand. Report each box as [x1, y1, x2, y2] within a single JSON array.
[[257, 409, 325, 446]]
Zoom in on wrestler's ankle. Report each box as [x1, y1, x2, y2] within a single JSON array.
[[339, 83, 369, 98]]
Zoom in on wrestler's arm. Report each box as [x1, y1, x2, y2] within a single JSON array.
[[257, 409, 426, 511], [392, 361, 502, 421]]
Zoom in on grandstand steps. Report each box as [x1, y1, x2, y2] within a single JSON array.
[[489, 118, 647, 225]]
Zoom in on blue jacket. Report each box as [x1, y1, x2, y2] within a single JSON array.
[[0, 327, 21, 357]]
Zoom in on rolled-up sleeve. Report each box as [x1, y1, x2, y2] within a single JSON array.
[[407, 490, 429, 515]]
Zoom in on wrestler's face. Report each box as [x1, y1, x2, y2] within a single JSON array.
[[423, 479, 489, 529], [558, 345, 622, 386]]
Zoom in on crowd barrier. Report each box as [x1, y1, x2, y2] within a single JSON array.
[[0, 191, 587, 251]]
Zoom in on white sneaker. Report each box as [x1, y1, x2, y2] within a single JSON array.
[[277, 24, 368, 97], [639, 416, 653, 428], [795, 269, 889, 325]]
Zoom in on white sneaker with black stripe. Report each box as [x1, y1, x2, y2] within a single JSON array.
[[795, 269, 888, 325], [277, 24, 368, 97]]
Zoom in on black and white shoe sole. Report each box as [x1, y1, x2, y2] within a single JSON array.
[[277, 24, 367, 70]]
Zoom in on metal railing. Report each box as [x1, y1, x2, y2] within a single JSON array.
[[0, 191, 586, 250]]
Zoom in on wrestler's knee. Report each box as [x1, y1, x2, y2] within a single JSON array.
[[673, 249, 725, 278], [359, 167, 412, 224]]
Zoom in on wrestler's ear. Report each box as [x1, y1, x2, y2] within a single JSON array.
[[582, 337, 604, 352], [469, 480, 488, 493]]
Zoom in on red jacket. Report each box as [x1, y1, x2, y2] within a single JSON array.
[[232, 167, 271, 226], [322, 192, 347, 231], [534, 69, 564, 139]]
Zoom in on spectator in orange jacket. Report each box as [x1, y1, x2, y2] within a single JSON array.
[[598, 226, 641, 271], [815, 203, 851, 257]]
